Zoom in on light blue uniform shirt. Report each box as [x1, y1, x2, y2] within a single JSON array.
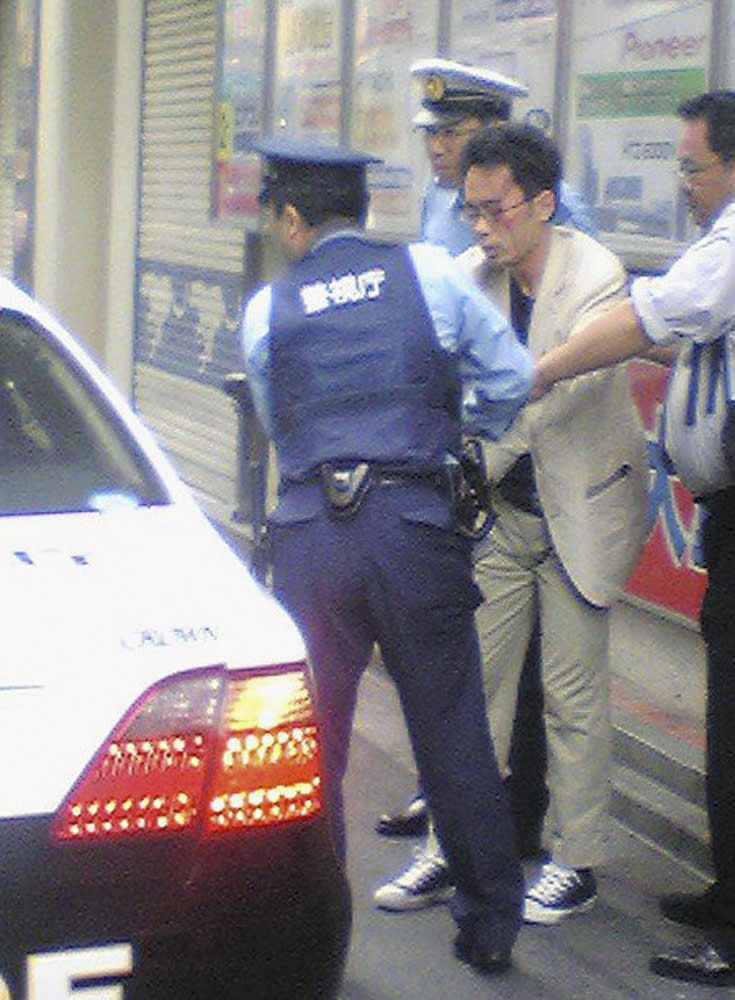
[[421, 177, 596, 257], [631, 200, 735, 497], [241, 230, 533, 444]]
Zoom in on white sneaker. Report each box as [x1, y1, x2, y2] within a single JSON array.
[[524, 861, 597, 924], [373, 847, 455, 911]]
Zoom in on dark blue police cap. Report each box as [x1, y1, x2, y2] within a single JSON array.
[[254, 136, 383, 207], [253, 135, 382, 167]]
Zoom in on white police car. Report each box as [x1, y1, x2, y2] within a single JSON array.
[[0, 278, 350, 999]]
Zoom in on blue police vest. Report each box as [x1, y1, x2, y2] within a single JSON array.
[[270, 234, 461, 481]]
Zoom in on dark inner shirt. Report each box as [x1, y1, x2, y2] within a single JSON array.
[[496, 277, 540, 514]]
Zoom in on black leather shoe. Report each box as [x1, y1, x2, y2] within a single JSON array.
[[453, 927, 511, 976], [375, 796, 428, 837], [660, 885, 719, 928], [650, 941, 735, 986]]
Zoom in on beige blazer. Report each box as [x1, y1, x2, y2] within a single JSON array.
[[458, 227, 649, 608]]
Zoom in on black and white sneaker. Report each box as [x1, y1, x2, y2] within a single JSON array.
[[373, 847, 455, 911], [523, 862, 597, 924]]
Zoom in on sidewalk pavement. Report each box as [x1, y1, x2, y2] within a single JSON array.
[[344, 666, 718, 999], [609, 599, 709, 879]]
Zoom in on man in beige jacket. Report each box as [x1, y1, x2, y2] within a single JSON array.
[[377, 122, 649, 924], [464, 123, 648, 923]]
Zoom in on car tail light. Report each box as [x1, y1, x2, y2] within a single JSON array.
[[50, 664, 323, 842]]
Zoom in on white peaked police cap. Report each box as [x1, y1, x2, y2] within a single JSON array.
[[410, 57, 529, 127]]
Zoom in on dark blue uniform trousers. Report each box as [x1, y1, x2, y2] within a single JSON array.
[[270, 482, 524, 954], [700, 487, 735, 952]]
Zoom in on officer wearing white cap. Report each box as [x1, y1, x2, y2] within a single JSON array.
[[241, 135, 534, 975], [411, 57, 528, 128], [410, 58, 595, 254]]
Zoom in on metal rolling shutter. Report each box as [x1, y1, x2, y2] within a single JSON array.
[[135, 0, 247, 528]]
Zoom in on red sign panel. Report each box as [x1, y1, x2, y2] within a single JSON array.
[[625, 359, 707, 622]]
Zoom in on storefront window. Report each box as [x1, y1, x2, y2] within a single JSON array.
[[567, 0, 711, 246], [273, 0, 343, 141], [213, 0, 267, 221], [450, 0, 558, 129], [351, 1, 440, 235], [213, 0, 721, 251]]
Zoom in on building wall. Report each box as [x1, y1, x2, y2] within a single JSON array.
[[34, 1, 142, 392]]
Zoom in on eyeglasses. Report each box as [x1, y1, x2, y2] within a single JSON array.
[[674, 158, 721, 179], [460, 195, 534, 225]]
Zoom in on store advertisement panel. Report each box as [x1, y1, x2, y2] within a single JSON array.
[[352, 0, 439, 235], [626, 359, 706, 622], [568, 0, 711, 243], [273, 0, 343, 143], [450, 0, 558, 131], [213, 0, 266, 221]]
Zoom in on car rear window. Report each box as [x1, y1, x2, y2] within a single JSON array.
[[0, 310, 169, 515]]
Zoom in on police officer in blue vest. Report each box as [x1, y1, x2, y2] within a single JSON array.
[[241, 135, 534, 974]]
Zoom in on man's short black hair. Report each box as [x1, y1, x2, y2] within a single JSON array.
[[261, 160, 370, 228], [461, 122, 562, 203], [678, 90, 735, 164]]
